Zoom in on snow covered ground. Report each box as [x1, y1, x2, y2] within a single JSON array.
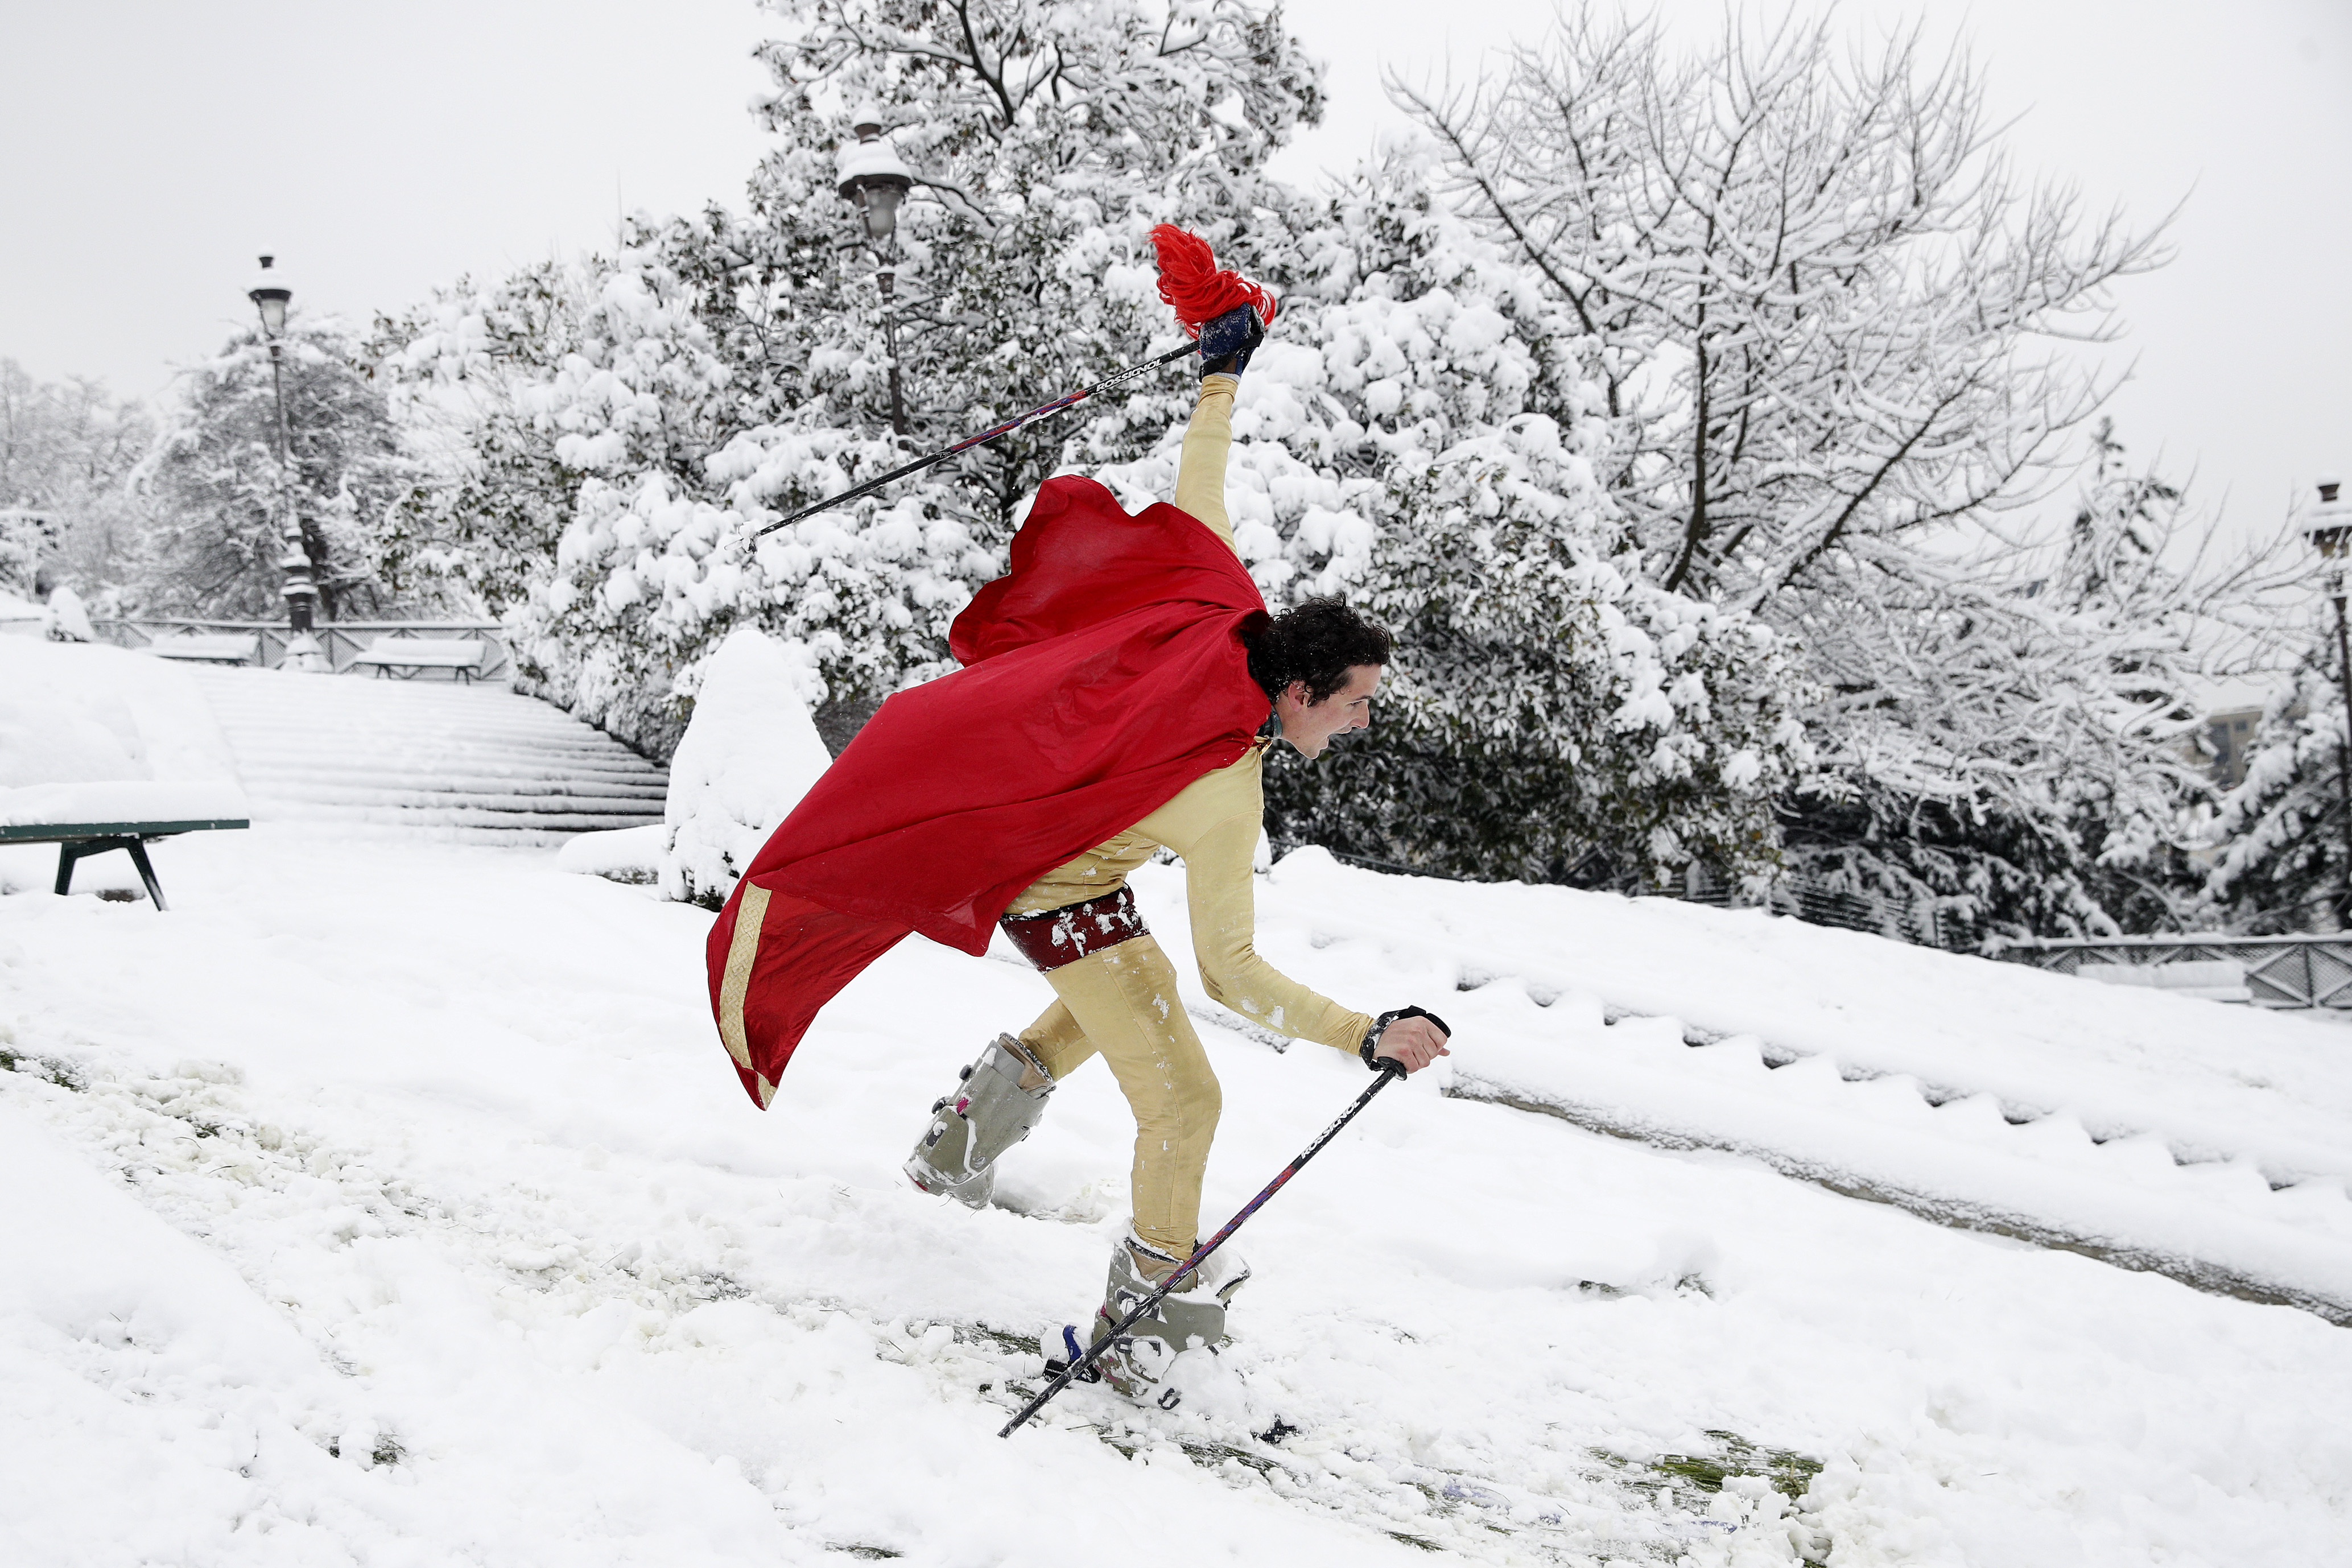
[[1230, 853, 2352, 1323], [5, 824, 2350, 1566]]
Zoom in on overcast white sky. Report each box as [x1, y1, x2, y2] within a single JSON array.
[[1, 0, 2345, 549]]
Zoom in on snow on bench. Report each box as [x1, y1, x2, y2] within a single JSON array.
[[348, 636, 486, 681], [143, 632, 258, 665], [1, 642, 253, 910]]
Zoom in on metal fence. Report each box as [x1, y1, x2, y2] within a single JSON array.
[[1677, 866, 1983, 952], [94, 618, 514, 683], [1995, 934, 2352, 1012]]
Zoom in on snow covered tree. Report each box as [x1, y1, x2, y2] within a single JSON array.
[[1785, 424, 2288, 939], [1096, 152, 1812, 885], [138, 319, 414, 621], [385, 6, 1814, 883], [2204, 662, 2342, 932], [378, 242, 799, 752], [1401, 11, 2160, 607], [382, 0, 1325, 758], [0, 358, 153, 601], [2207, 479, 2352, 933], [373, 262, 597, 620], [1395, 11, 2224, 930]]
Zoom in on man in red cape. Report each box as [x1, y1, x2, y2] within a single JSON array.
[[705, 285, 1451, 1404]]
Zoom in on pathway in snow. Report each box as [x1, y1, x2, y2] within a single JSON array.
[[189, 666, 666, 844]]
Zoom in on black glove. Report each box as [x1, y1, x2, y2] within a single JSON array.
[[1360, 1005, 1452, 1074], [1198, 304, 1265, 378]]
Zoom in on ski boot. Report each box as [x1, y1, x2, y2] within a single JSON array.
[[905, 1034, 1055, 1208], [1088, 1232, 1250, 1409], [1198, 303, 1265, 378]]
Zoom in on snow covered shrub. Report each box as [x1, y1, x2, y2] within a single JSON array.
[[1330, 416, 1810, 882], [47, 585, 97, 643], [0, 507, 47, 598], [659, 627, 833, 909]]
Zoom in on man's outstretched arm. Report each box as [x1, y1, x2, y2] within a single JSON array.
[[1173, 374, 1241, 555]]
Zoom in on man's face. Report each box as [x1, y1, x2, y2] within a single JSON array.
[[1277, 664, 1382, 760]]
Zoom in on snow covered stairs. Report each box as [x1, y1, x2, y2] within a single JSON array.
[[1233, 851, 2352, 1327], [189, 666, 666, 845]]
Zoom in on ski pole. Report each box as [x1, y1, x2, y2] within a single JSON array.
[[744, 341, 1195, 545], [998, 1058, 1410, 1439]]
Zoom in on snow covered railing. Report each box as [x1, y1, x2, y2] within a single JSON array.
[[94, 619, 514, 683], [1680, 866, 1981, 952], [1998, 934, 2350, 1012]]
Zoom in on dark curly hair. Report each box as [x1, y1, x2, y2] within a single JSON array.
[[1241, 595, 1393, 705]]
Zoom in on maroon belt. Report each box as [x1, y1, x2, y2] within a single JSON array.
[[999, 886, 1149, 971]]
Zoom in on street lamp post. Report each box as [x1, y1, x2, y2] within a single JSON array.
[[247, 255, 325, 671], [836, 107, 914, 438], [2300, 473, 2352, 923]]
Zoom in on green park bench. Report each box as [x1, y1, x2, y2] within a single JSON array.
[[0, 816, 250, 911]]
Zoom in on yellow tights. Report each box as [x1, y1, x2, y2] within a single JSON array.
[[1020, 935, 1220, 1256]]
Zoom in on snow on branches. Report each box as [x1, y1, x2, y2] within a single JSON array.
[[140, 318, 414, 622], [1390, 12, 2310, 934], [1786, 424, 2293, 939], [378, 0, 1322, 759], [1103, 157, 1810, 885], [363, 0, 2290, 934]]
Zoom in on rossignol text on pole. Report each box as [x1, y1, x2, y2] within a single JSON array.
[[998, 1058, 1412, 1438], [742, 341, 1195, 546]]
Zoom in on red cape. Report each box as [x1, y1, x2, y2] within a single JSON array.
[[704, 475, 1271, 1108]]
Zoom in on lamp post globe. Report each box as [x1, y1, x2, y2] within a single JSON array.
[[2304, 473, 2348, 557], [837, 106, 914, 437], [2302, 472, 2352, 925], [837, 105, 914, 249], [247, 253, 326, 671], [248, 254, 292, 336]]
